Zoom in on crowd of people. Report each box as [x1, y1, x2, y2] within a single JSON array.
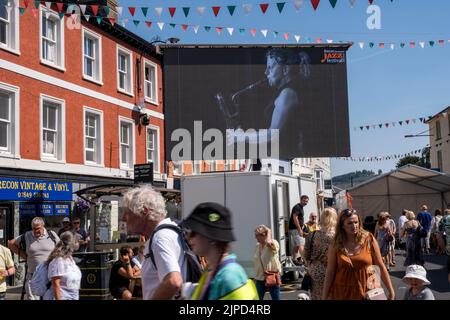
[[1, 185, 449, 301]]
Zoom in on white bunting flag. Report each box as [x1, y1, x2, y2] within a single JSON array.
[[359, 42, 365, 49], [326, 39, 333, 43], [157, 22, 165, 30], [79, 5, 87, 15], [390, 44, 395, 50], [419, 42, 425, 48], [197, 6, 205, 16], [294, 35, 301, 43], [193, 25, 200, 34], [155, 7, 163, 17], [243, 4, 252, 14], [116, 7, 123, 16], [294, 0, 303, 12], [45, 2, 52, 10], [261, 29, 268, 37], [227, 27, 234, 36], [349, 0, 357, 7]]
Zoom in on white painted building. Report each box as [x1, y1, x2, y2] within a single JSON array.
[[427, 106, 450, 174]]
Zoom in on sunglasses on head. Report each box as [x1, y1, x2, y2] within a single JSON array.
[[342, 208, 357, 216]]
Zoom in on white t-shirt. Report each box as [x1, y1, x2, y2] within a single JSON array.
[[141, 218, 186, 300], [44, 257, 82, 300]]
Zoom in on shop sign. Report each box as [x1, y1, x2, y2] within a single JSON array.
[[0, 177, 73, 201]]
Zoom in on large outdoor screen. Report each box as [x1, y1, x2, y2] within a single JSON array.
[[163, 46, 351, 161]]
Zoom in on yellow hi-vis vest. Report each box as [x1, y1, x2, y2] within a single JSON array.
[[191, 271, 259, 300]]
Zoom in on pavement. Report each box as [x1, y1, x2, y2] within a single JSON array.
[[5, 249, 450, 300]]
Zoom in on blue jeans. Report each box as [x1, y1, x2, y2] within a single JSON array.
[[255, 280, 280, 300]]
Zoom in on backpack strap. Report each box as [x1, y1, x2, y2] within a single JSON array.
[[47, 230, 57, 244], [145, 224, 185, 269]]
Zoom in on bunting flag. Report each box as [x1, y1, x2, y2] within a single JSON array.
[[352, 114, 438, 132], [182, 7, 190, 17], [212, 6, 221, 17], [141, 7, 148, 17], [260, 3, 269, 14], [334, 147, 429, 162], [227, 5, 236, 16], [243, 4, 252, 15], [294, 0, 303, 12], [155, 7, 163, 17], [311, 0, 320, 10], [128, 7, 136, 17], [168, 7, 176, 17]]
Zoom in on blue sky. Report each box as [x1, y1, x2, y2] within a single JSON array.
[[119, 0, 450, 176]]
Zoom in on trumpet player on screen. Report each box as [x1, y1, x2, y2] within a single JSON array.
[[223, 48, 311, 158]]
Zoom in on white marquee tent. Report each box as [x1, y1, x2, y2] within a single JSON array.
[[337, 165, 450, 220]]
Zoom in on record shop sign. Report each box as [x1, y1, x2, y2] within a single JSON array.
[[0, 177, 73, 201], [134, 163, 153, 184]]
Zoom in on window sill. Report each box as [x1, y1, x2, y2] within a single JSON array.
[[0, 153, 20, 159], [117, 88, 134, 97], [40, 157, 66, 164], [84, 161, 105, 168], [40, 59, 66, 72], [82, 75, 104, 86], [144, 97, 158, 106], [0, 46, 20, 56]]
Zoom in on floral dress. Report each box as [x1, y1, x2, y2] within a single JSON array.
[[304, 229, 335, 300]]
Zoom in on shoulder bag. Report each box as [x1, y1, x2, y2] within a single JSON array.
[[259, 245, 281, 287], [344, 237, 387, 300]]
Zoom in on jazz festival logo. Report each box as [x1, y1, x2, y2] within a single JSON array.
[[320, 50, 346, 64]]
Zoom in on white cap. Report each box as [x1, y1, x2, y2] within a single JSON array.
[[402, 265, 431, 285], [62, 217, 70, 223]]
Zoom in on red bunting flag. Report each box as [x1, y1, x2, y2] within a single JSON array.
[[212, 6, 221, 17], [379, 43, 384, 48], [216, 27, 222, 35], [410, 42, 415, 48], [145, 21, 152, 28], [24, 0, 30, 8], [168, 7, 176, 17], [109, 18, 116, 26], [368, 0, 374, 4], [365, 125, 370, 130], [260, 3, 269, 14], [405, 119, 410, 124], [311, 0, 320, 11], [439, 40, 445, 47], [91, 5, 99, 16], [181, 24, 188, 32], [385, 123, 389, 128], [284, 33, 289, 40], [250, 29, 257, 37], [56, 2, 63, 13], [128, 7, 136, 16]]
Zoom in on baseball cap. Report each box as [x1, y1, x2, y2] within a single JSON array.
[[183, 202, 236, 242], [62, 217, 70, 223]]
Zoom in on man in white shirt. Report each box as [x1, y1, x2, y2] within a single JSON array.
[[121, 186, 186, 300], [398, 209, 409, 251]]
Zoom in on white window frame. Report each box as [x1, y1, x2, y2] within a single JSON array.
[[116, 45, 133, 96], [193, 160, 201, 175], [146, 125, 160, 173], [436, 120, 441, 140], [82, 27, 102, 85], [0, 1, 20, 55], [143, 59, 158, 105], [0, 82, 19, 158], [118, 117, 135, 170], [83, 107, 104, 166], [40, 94, 65, 162], [39, 6, 65, 71]]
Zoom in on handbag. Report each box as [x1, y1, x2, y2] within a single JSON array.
[[344, 239, 387, 300], [385, 233, 394, 242], [259, 247, 281, 287]]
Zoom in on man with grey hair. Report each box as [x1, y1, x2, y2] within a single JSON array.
[[122, 185, 186, 300], [8, 217, 59, 300]]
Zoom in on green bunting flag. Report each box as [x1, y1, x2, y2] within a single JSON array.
[[133, 20, 140, 26], [239, 28, 245, 34], [182, 7, 190, 17], [58, 12, 65, 19], [329, 0, 338, 8], [429, 41, 435, 47], [227, 5, 236, 16], [103, 6, 110, 16], [276, 2, 286, 13], [35, 1, 40, 9], [369, 42, 374, 48], [170, 23, 176, 28], [204, 26, 211, 32], [273, 31, 279, 37], [19, 7, 26, 15], [141, 7, 148, 17]]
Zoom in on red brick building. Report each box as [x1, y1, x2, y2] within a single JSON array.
[[0, 1, 166, 242]]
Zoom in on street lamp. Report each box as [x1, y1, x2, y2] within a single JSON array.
[[404, 134, 433, 138]]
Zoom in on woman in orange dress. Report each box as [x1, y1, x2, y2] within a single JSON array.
[[321, 208, 395, 300]]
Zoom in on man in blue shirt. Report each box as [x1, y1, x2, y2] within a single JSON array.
[[417, 205, 433, 254]]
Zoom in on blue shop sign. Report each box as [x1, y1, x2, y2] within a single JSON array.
[[38, 204, 54, 216], [0, 177, 72, 201], [54, 204, 70, 216], [19, 203, 37, 216]]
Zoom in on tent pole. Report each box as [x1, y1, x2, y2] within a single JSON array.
[[386, 176, 391, 213]]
